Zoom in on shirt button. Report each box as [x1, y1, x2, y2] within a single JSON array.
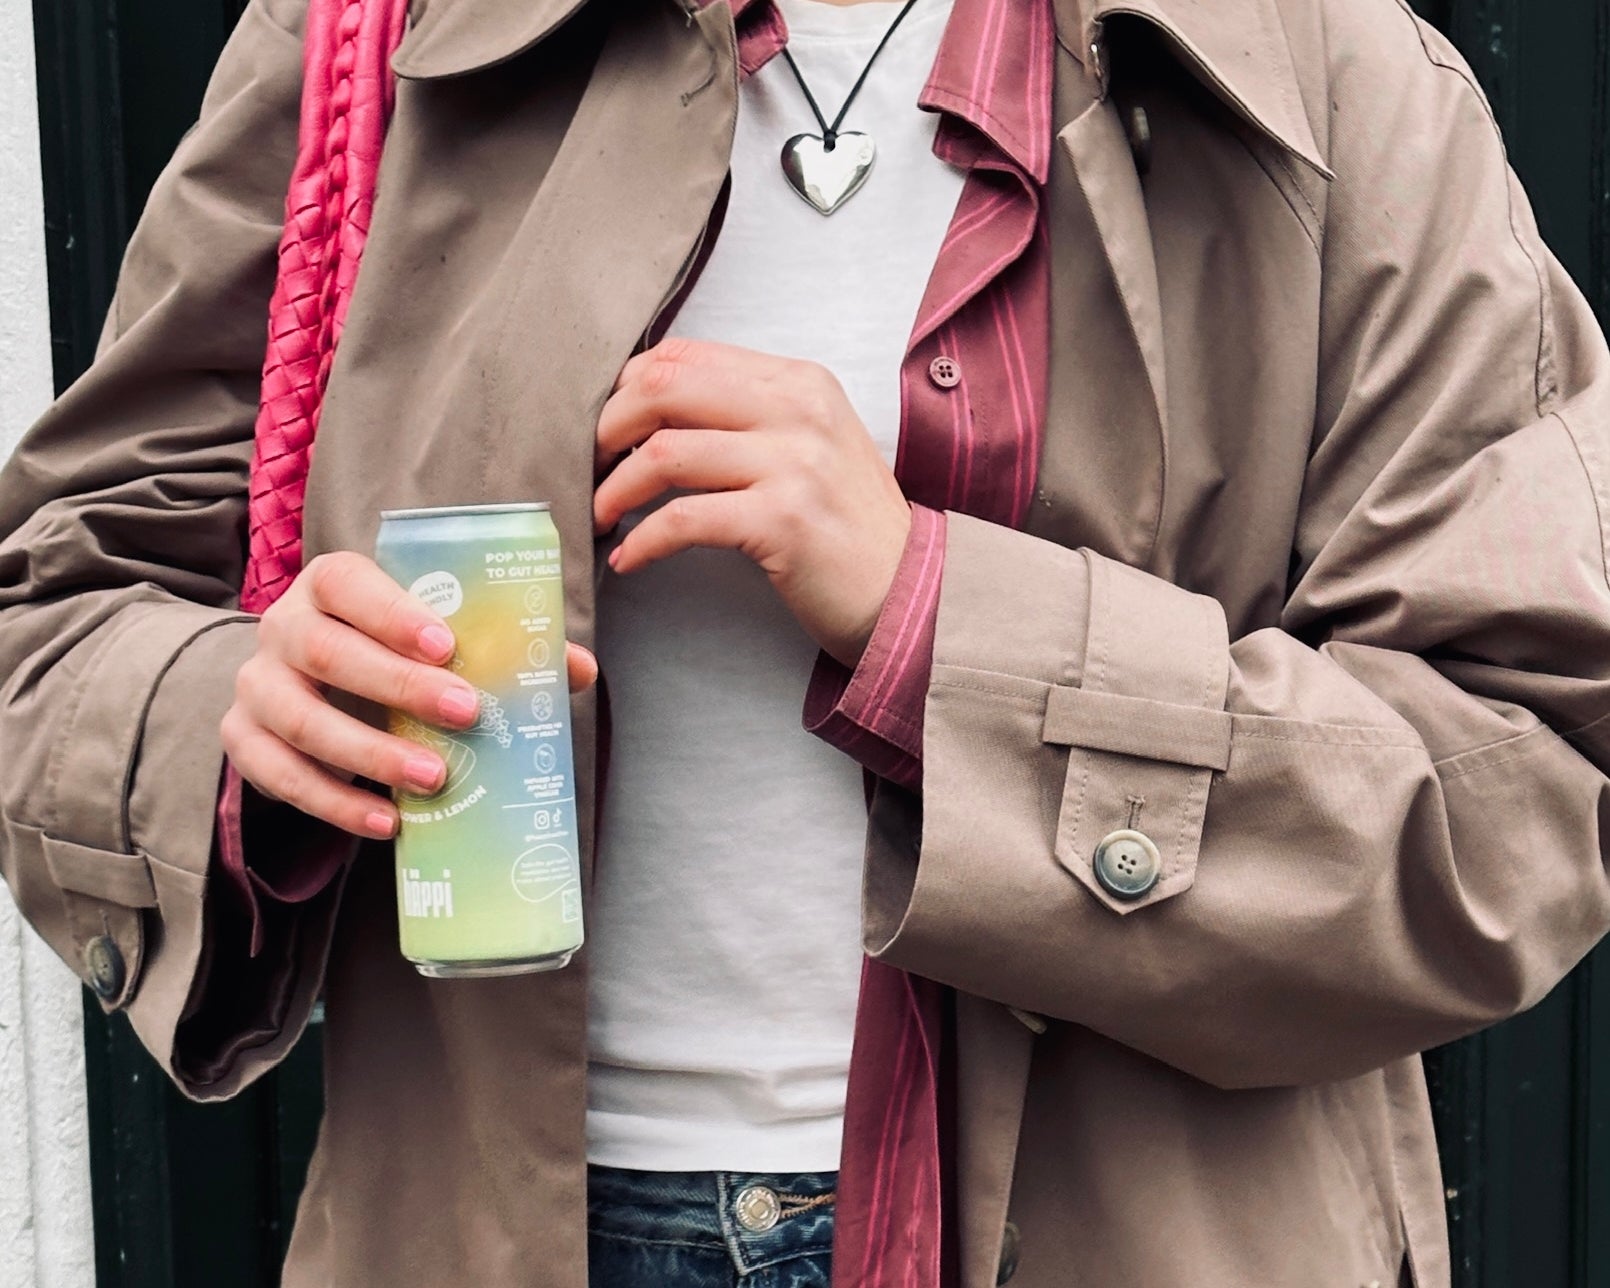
[[82, 935, 126, 1002], [996, 1220, 1021, 1284], [734, 1185, 781, 1232], [1093, 829, 1162, 900], [928, 355, 961, 389]]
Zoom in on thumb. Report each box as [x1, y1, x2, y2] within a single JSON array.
[[565, 642, 600, 694]]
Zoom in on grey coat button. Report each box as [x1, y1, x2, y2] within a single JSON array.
[[83, 936, 126, 1002], [928, 356, 961, 389], [734, 1185, 781, 1232], [1126, 104, 1152, 175], [996, 1220, 1021, 1284], [1093, 829, 1162, 900]]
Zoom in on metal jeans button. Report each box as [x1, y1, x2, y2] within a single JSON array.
[[734, 1185, 781, 1232]]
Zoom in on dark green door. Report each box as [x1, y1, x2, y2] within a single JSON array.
[[29, 0, 1610, 1283], [32, 11, 319, 1282], [1402, 3, 1610, 1284]]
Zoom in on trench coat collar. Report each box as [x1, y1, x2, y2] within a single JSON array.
[[392, 0, 596, 80], [393, 0, 733, 80], [394, 0, 1330, 179], [1055, 0, 1331, 176]]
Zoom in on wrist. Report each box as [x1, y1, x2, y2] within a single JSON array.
[[833, 501, 914, 667]]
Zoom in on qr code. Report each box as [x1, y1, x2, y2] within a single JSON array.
[[562, 888, 582, 924]]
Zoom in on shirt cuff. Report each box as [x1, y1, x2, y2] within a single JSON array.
[[217, 762, 359, 956], [804, 505, 946, 790]]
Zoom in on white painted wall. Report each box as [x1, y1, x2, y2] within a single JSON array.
[[0, 0, 98, 1282]]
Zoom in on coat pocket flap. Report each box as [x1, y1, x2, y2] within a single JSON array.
[[1042, 686, 1232, 770], [1048, 554, 1230, 915], [42, 835, 160, 909], [1051, 750, 1213, 914]]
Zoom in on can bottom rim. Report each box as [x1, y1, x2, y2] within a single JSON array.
[[411, 951, 576, 979]]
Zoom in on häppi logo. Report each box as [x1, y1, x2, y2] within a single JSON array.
[[401, 868, 455, 919]]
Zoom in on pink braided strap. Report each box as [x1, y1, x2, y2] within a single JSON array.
[[221, 0, 407, 953], [241, 0, 408, 613]]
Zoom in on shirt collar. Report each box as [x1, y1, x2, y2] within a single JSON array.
[[919, 0, 1056, 183], [725, 0, 789, 80], [720, 0, 1054, 183]]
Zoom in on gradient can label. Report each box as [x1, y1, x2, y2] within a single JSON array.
[[375, 504, 583, 977]]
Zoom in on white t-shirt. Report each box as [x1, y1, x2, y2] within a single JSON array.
[[587, 0, 965, 1172]]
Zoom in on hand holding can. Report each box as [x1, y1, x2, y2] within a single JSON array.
[[222, 549, 596, 841], [376, 504, 586, 979]]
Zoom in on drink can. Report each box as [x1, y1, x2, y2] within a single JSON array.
[[374, 503, 583, 978]]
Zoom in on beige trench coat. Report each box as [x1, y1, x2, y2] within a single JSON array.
[[3, 0, 1609, 1283]]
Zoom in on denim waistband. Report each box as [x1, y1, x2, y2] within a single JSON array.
[[587, 1165, 837, 1277]]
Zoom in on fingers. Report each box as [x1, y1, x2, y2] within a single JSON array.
[[237, 659, 448, 795], [593, 429, 765, 533], [226, 642, 598, 841], [566, 643, 599, 693], [222, 707, 400, 840], [598, 341, 816, 467], [260, 605, 480, 729], [234, 547, 600, 842], [301, 551, 458, 664], [613, 336, 792, 393], [609, 490, 762, 574], [597, 362, 761, 466]]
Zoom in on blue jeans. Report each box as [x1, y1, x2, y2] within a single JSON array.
[[587, 1165, 836, 1288]]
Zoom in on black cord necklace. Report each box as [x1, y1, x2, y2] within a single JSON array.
[[777, 0, 923, 215]]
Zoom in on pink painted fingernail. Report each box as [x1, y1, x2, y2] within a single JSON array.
[[419, 624, 455, 659], [367, 811, 398, 839], [403, 755, 444, 791], [439, 685, 479, 725]]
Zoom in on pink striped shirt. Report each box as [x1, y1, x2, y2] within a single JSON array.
[[721, 1, 1055, 1284], [792, 0, 1053, 799]]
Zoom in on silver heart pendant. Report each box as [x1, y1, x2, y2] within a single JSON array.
[[781, 132, 877, 216]]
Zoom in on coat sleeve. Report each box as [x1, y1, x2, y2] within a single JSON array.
[[863, 0, 1610, 1090], [0, 0, 336, 1101]]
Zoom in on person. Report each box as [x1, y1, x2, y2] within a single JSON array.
[[3, 0, 1609, 1283]]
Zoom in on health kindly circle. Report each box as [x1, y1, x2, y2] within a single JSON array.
[[409, 570, 463, 617]]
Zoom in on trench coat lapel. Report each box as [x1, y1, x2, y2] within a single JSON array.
[[1029, 0, 1331, 566], [1023, 41, 1168, 566], [318, 0, 739, 888], [377, 0, 737, 593], [425, 0, 736, 505]]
